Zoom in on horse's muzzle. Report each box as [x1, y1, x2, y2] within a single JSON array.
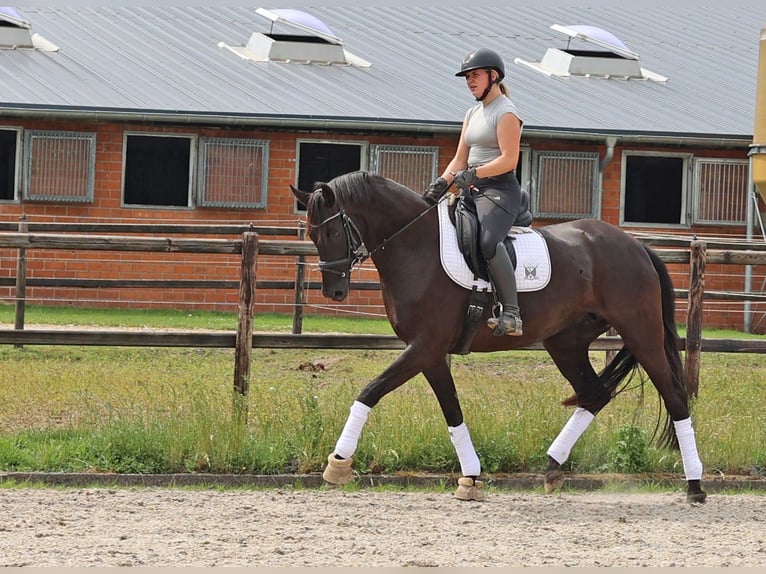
[[325, 287, 348, 302]]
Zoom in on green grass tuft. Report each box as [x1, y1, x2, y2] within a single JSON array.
[[0, 306, 764, 478]]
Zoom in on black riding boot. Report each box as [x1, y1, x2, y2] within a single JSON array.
[[486, 242, 523, 336]]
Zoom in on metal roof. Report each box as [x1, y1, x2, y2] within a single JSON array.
[[0, 3, 762, 142]]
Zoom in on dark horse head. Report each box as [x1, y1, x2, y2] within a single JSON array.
[[290, 171, 428, 302]]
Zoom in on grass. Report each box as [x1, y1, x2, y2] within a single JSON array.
[[0, 304, 764, 480], [0, 302, 396, 334]]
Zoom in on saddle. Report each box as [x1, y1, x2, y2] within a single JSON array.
[[449, 188, 533, 281], [448, 188, 533, 354]]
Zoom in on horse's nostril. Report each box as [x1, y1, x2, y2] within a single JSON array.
[[332, 290, 347, 301]]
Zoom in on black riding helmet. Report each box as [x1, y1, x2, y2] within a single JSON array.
[[455, 48, 505, 101]]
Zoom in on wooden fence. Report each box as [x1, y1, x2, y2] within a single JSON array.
[[1, 224, 766, 398]]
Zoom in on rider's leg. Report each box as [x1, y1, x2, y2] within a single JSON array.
[[485, 242, 523, 336]]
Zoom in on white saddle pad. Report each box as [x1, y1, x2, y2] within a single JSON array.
[[438, 199, 551, 292]]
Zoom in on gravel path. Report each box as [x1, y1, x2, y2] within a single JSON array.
[[1, 487, 765, 567]]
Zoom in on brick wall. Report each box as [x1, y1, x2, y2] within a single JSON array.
[[1, 117, 762, 330]]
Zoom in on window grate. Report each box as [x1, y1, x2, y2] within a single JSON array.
[[198, 138, 269, 209], [533, 151, 598, 218], [24, 131, 95, 203], [371, 145, 438, 193], [694, 159, 748, 225]]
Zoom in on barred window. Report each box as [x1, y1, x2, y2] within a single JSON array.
[[370, 144, 438, 193], [0, 128, 19, 201], [533, 151, 599, 219], [23, 130, 95, 203], [198, 137, 269, 209], [693, 159, 748, 225]]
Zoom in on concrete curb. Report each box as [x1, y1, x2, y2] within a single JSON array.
[[1, 471, 765, 492]]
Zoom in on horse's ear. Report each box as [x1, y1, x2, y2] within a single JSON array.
[[317, 183, 336, 208], [289, 185, 312, 209]]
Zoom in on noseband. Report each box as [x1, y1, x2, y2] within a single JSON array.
[[313, 208, 369, 277]]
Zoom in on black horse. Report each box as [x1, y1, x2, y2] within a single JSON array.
[[291, 171, 706, 504]]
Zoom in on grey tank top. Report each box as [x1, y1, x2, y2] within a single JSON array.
[[464, 94, 523, 167]]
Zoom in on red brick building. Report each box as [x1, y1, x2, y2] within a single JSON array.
[[1, 5, 763, 330]]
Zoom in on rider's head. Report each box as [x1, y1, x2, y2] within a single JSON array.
[[455, 48, 506, 102]]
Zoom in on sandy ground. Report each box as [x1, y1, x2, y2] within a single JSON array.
[[0, 487, 764, 567]]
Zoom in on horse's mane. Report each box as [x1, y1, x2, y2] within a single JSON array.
[[327, 171, 418, 208]]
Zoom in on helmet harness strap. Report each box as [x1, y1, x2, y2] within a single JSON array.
[[476, 69, 497, 102]]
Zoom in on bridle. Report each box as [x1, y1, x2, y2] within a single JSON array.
[[310, 186, 448, 278], [312, 208, 369, 278]]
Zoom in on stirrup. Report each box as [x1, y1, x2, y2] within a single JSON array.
[[487, 305, 523, 337]]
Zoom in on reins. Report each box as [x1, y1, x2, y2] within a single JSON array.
[[312, 181, 454, 277], [366, 181, 455, 259]]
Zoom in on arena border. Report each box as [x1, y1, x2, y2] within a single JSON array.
[[1, 472, 764, 493]]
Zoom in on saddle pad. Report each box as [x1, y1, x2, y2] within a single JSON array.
[[438, 199, 551, 292]]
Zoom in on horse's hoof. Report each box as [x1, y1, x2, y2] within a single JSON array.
[[686, 479, 707, 504], [455, 477, 486, 501], [544, 469, 564, 494], [687, 490, 708, 504], [322, 452, 354, 485]]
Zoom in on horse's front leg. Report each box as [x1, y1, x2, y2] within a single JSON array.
[[322, 345, 426, 486], [422, 357, 485, 502]]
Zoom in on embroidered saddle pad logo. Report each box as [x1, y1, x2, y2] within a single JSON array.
[[437, 200, 551, 292]]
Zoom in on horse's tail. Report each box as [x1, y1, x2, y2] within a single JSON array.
[[562, 245, 686, 450]]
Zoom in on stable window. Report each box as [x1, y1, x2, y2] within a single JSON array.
[[295, 141, 364, 211], [693, 159, 748, 225], [532, 151, 599, 219], [370, 145, 438, 193], [516, 146, 532, 193], [621, 152, 690, 226], [0, 128, 19, 201], [23, 130, 95, 203], [123, 134, 193, 207], [198, 137, 269, 209]]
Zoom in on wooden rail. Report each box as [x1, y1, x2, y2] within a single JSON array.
[[2, 229, 766, 397]]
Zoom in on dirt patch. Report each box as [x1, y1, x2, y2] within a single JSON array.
[[0, 487, 764, 567]]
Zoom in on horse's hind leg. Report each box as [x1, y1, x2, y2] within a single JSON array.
[[618, 332, 706, 504], [542, 322, 612, 493], [423, 358, 485, 501]]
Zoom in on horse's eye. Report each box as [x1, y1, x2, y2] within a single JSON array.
[[330, 229, 342, 239]]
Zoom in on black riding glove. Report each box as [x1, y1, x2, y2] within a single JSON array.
[[453, 168, 478, 190], [423, 176, 449, 205]]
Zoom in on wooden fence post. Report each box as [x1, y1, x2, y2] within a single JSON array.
[[14, 215, 28, 349], [292, 221, 306, 335], [685, 239, 706, 397], [233, 232, 259, 406], [605, 326, 618, 366]]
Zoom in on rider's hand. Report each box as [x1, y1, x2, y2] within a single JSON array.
[[453, 168, 478, 190], [423, 176, 449, 205]]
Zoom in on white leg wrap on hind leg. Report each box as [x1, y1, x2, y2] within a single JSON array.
[[674, 417, 703, 480], [449, 423, 481, 477], [334, 401, 371, 459], [547, 407, 595, 464]]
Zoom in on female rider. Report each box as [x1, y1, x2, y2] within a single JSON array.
[[424, 47, 524, 336]]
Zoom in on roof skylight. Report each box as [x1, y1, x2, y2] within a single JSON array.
[[515, 23, 666, 82], [0, 6, 58, 51], [256, 8, 343, 46], [0, 6, 33, 48], [218, 7, 370, 67]]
